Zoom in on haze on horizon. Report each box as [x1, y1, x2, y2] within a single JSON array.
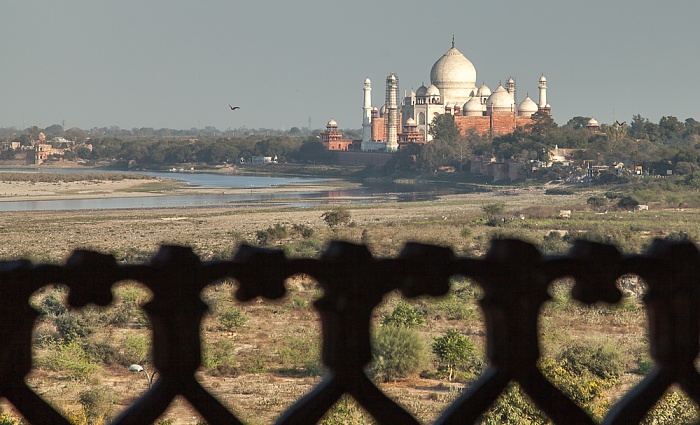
[[2, 1, 698, 132]]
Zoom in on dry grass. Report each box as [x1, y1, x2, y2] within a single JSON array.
[[1, 185, 697, 423]]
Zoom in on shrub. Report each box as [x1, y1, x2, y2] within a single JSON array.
[[370, 326, 428, 382], [256, 224, 288, 245], [381, 301, 425, 328], [122, 333, 150, 365], [202, 339, 239, 376], [292, 223, 314, 238], [586, 196, 607, 208], [617, 196, 639, 209], [545, 188, 574, 195], [277, 335, 323, 377], [558, 341, 625, 380], [79, 386, 116, 423], [41, 340, 101, 380], [432, 329, 477, 381], [54, 311, 96, 342], [321, 208, 351, 228], [218, 307, 248, 331]]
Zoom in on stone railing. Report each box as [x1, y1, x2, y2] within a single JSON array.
[[1, 238, 699, 424]]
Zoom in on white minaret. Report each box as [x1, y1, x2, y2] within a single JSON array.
[[385, 73, 399, 152], [538, 74, 547, 109], [362, 77, 372, 143]]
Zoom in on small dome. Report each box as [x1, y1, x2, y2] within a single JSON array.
[[476, 84, 491, 97], [586, 118, 599, 127], [507, 77, 515, 84], [486, 85, 515, 111], [518, 96, 538, 118], [426, 84, 440, 96], [364, 77, 371, 84], [539, 74, 547, 83], [406, 117, 417, 126], [464, 97, 483, 116], [518, 96, 538, 113], [416, 84, 428, 97], [327, 118, 338, 128]]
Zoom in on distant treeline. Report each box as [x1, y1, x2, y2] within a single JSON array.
[[0, 172, 156, 183]]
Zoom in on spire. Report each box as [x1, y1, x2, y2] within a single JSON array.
[[451, 35, 455, 48]]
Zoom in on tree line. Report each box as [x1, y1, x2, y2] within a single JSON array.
[[4, 114, 700, 177]]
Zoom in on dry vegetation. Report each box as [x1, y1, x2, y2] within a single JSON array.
[[0, 183, 699, 424]]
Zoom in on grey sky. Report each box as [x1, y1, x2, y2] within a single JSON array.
[[2, 1, 697, 131]]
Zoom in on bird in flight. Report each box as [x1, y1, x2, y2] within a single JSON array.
[[229, 105, 240, 111]]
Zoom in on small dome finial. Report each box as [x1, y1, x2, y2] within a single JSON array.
[[451, 35, 455, 48]]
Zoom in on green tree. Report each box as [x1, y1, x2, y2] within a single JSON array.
[[432, 329, 476, 381], [658, 116, 684, 142], [429, 114, 459, 142]]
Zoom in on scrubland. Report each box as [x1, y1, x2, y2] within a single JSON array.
[[0, 182, 698, 424]]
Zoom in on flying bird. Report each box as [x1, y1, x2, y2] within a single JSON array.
[[229, 105, 240, 111]]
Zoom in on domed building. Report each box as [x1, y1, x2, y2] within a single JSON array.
[[359, 38, 551, 151]]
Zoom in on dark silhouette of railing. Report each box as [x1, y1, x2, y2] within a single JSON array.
[[0, 238, 698, 424]]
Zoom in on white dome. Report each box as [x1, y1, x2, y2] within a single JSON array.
[[539, 74, 547, 83], [486, 86, 515, 112], [429, 44, 477, 105], [426, 84, 440, 96], [518, 96, 538, 113], [327, 118, 338, 128], [476, 84, 491, 97], [364, 77, 371, 84], [586, 118, 599, 127], [406, 117, 417, 126], [464, 97, 483, 116]]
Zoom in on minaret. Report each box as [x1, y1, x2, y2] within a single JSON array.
[[538, 74, 547, 109], [362, 78, 372, 144], [385, 73, 399, 151]]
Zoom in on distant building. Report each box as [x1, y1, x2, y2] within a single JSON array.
[[320, 119, 357, 151], [350, 38, 552, 152]]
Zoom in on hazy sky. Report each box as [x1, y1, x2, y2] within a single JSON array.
[[2, 1, 698, 131]]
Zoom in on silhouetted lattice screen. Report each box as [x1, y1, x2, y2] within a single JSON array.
[[0, 238, 698, 424]]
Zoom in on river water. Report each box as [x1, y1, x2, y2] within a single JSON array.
[[0, 169, 483, 211]]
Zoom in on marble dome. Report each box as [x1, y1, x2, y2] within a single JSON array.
[[429, 44, 477, 105]]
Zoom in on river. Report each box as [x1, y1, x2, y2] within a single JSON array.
[[0, 169, 485, 211]]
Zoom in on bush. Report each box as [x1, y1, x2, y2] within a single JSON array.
[[558, 341, 625, 380], [617, 196, 639, 209], [292, 223, 314, 238], [277, 335, 323, 377], [202, 339, 239, 376], [256, 224, 288, 245], [79, 386, 116, 423], [370, 326, 428, 382], [321, 208, 351, 228], [54, 311, 96, 342], [381, 301, 425, 328], [122, 333, 150, 365], [545, 188, 574, 195], [218, 307, 248, 331], [41, 340, 101, 380], [586, 196, 607, 208]]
